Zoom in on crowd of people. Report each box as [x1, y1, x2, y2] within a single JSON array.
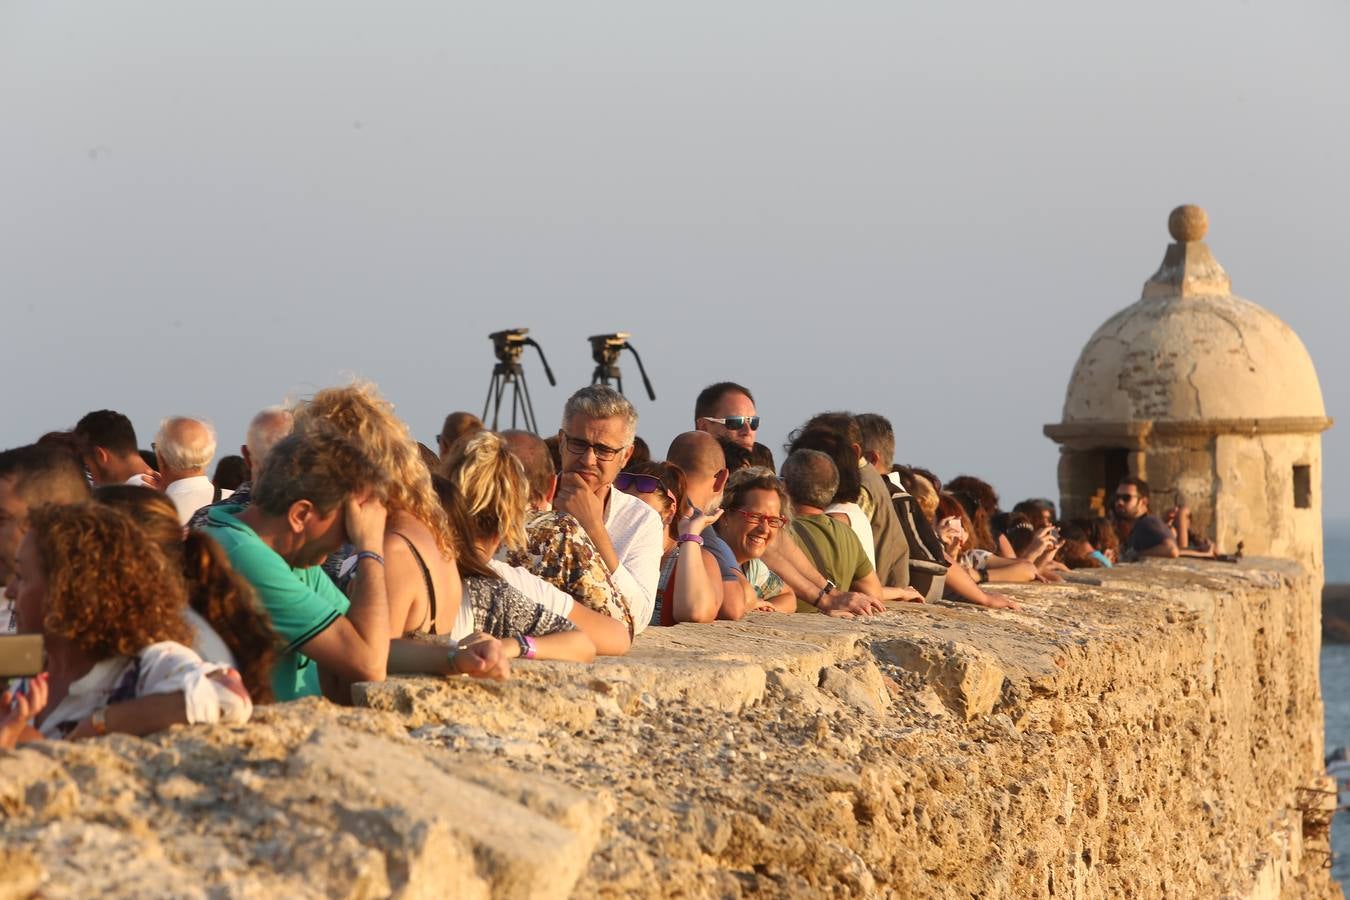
[[0, 380, 1214, 748]]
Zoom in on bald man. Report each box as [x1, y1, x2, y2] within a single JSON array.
[[155, 416, 230, 525], [664, 432, 758, 621]]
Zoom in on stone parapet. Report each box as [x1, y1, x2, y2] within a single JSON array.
[[0, 560, 1339, 898]]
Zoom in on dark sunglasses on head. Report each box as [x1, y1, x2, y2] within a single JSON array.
[[615, 471, 676, 505], [702, 415, 760, 431]]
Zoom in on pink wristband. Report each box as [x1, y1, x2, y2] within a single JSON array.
[[515, 634, 538, 660], [677, 533, 704, 546]]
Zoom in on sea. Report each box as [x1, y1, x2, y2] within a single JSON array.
[[1322, 519, 1350, 884]]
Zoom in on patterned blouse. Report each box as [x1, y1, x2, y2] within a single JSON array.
[[462, 576, 577, 638], [503, 509, 635, 636]]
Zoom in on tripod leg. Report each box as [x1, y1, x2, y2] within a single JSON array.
[[492, 374, 510, 431], [482, 374, 498, 428], [518, 371, 537, 434]]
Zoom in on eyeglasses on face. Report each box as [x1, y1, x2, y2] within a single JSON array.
[[1113, 493, 1140, 503], [560, 433, 626, 462], [731, 507, 787, 529], [615, 471, 676, 505], [702, 415, 760, 431]]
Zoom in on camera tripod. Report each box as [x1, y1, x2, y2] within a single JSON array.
[[481, 329, 556, 433], [589, 333, 656, 401]]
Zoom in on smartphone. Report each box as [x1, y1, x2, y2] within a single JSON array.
[[0, 634, 44, 678]]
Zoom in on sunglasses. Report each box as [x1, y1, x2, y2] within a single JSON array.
[[702, 415, 760, 431], [615, 472, 677, 506], [730, 507, 787, 529], [1113, 493, 1140, 503]]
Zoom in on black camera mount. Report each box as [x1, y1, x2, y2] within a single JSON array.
[[481, 328, 556, 433], [588, 332, 656, 401]]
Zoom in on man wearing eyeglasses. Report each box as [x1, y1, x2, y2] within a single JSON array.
[[694, 382, 760, 451], [553, 386, 664, 633]]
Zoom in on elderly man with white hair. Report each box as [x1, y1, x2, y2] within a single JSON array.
[[187, 407, 294, 531], [155, 416, 230, 525]]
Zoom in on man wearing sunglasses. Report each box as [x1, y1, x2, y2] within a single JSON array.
[[1111, 476, 1213, 559], [694, 382, 760, 451], [553, 386, 664, 633]]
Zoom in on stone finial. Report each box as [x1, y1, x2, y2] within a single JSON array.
[[1144, 204, 1230, 299], [1168, 205, 1208, 242]]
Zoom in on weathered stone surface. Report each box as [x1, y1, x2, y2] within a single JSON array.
[[0, 558, 1338, 898]]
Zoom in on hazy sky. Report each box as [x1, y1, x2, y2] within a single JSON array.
[[3, 2, 1348, 517]]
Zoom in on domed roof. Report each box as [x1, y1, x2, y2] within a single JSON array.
[[1060, 206, 1325, 424]]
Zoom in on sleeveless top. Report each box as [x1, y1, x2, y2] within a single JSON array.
[[393, 532, 439, 637]]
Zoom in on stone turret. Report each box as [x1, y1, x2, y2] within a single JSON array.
[[1044, 205, 1331, 571]]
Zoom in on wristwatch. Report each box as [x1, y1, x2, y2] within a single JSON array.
[[813, 579, 837, 606]]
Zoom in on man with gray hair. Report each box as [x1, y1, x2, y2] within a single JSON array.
[[783, 448, 886, 605], [553, 385, 663, 633], [189, 407, 294, 530], [155, 416, 230, 525]]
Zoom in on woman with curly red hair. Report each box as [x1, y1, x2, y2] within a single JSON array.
[[2, 503, 252, 741], [95, 485, 277, 703]]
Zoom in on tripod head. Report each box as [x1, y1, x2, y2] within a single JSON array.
[[588, 332, 656, 401], [489, 328, 556, 384]]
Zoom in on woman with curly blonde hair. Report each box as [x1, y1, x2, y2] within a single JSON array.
[[442, 430, 628, 657], [291, 381, 463, 638], [4, 503, 252, 742]]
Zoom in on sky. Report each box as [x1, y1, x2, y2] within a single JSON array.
[[3, 1, 1348, 516]]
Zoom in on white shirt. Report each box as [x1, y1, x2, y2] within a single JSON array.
[[602, 486, 664, 635], [825, 501, 876, 569], [39, 641, 252, 738], [488, 560, 575, 618], [165, 475, 231, 526], [185, 607, 237, 668]]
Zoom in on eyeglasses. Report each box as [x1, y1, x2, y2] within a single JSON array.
[[560, 433, 627, 462], [1113, 493, 1140, 503], [702, 415, 760, 432], [730, 507, 787, 529], [615, 472, 677, 506]]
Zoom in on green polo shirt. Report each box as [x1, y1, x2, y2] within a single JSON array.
[[203, 505, 350, 701], [791, 513, 874, 613]]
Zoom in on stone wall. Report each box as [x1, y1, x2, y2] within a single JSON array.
[[0, 559, 1340, 899]]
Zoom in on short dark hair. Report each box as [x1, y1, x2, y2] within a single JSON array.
[[1012, 498, 1056, 521], [795, 411, 861, 450], [0, 444, 91, 507], [788, 428, 860, 505], [694, 382, 754, 420], [854, 413, 895, 464], [1117, 476, 1150, 499], [781, 449, 838, 510], [252, 431, 385, 516], [74, 410, 140, 456], [716, 437, 754, 471], [750, 443, 775, 471]]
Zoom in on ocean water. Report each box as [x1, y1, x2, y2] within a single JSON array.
[[1323, 519, 1350, 883], [1323, 644, 1350, 883]]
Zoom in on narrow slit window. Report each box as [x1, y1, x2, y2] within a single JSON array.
[[1293, 465, 1312, 509]]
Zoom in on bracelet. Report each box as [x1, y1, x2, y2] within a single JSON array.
[[813, 579, 837, 607], [515, 634, 537, 660], [355, 550, 385, 567], [677, 533, 704, 546], [91, 707, 109, 737]]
